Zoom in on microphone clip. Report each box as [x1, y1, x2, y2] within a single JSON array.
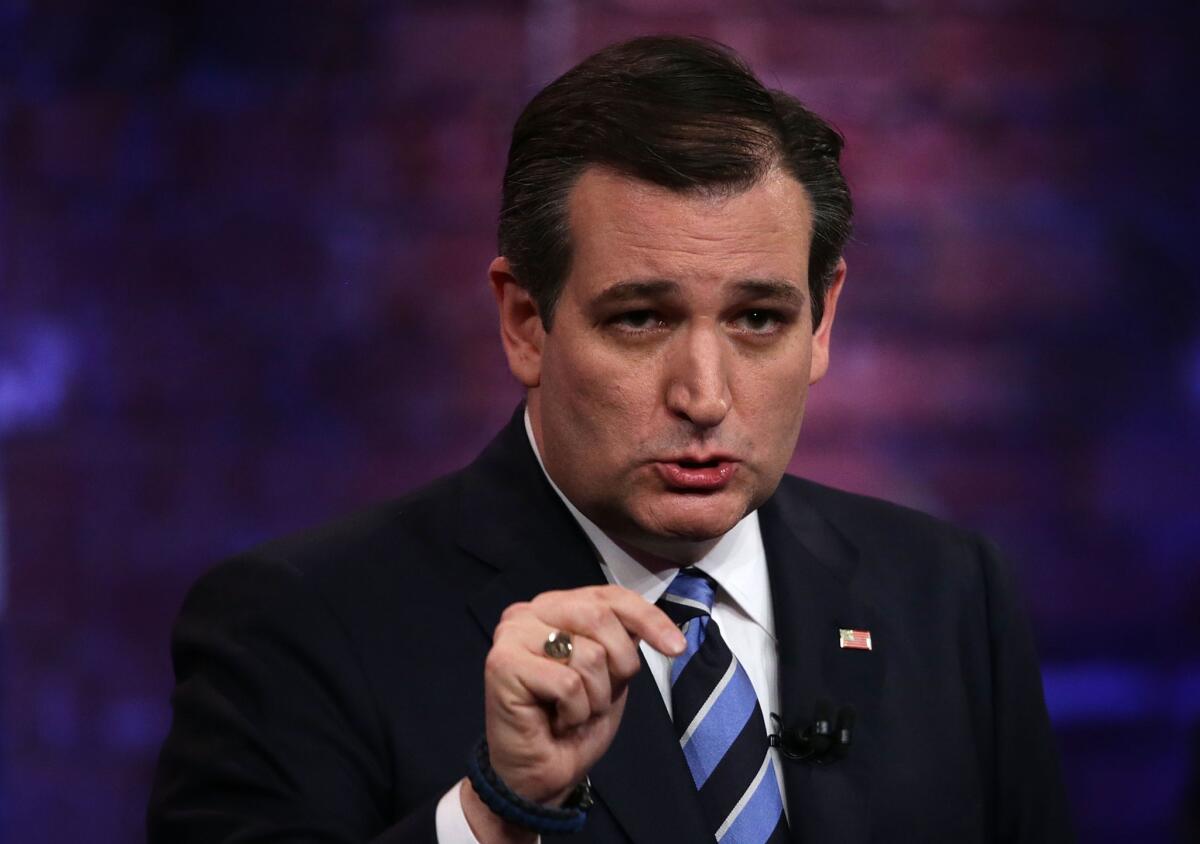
[[769, 702, 855, 765]]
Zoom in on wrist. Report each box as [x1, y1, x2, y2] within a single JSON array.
[[460, 777, 538, 844], [465, 736, 592, 836]]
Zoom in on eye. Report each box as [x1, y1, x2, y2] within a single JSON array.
[[611, 310, 666, 332], [732, 309, 785, 334]]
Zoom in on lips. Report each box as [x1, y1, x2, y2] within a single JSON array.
[[655, 458, 738, 491]]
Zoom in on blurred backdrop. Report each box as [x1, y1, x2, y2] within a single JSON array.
[[2, 1, 1198, 841]]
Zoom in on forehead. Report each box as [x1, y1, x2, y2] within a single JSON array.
[[563, 166, 814, 293]]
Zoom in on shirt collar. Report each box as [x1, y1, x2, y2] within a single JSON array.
[[523, 408, 775, 639]]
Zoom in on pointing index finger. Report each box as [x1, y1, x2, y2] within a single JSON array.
[[603, 587, 686, 656]]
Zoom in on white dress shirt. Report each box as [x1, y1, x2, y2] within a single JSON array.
[[434, 413, 784, 842]]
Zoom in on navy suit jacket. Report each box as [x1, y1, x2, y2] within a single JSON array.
[[148, 407, 1074, 842]]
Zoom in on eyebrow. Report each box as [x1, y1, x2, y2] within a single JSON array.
[[591, 278, 807, 307], [591, 279, 679, 306], [733, 279, 807, 307]]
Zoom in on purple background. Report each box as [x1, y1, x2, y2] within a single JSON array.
[[3, 2, 1198, 841]]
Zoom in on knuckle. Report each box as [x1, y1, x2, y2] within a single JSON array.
[[614, 650, 640, 678], [483, 647, 511, 679], [572, 602, 604, 630], [594, 584, 622, 604], [492, 619, 515, 641], [531, 590, 563, 608], [609, 658, 635, 681], [607, 583, 637, 603], [499, 602, 529, 624], [560, 671, 584, 697], [579, 642, 606, 672]]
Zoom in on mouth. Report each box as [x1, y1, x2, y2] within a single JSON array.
[[655, 457, 739, 492]]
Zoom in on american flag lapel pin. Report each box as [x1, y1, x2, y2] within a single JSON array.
[[839, 628, 872, 651]]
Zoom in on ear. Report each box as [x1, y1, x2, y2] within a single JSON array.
[[489, 257, 544, 388], [808, 257, 846, 385]]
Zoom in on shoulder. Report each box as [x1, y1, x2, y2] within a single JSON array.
[[250, 471, 464, 578], [181, 468, 479, 629], [770, 474, 1007, 598], [774, 473, 979, 549]]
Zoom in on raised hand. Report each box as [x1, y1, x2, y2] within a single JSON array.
[[460, 584, 685, 842]]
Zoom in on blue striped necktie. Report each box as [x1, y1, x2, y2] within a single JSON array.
[[658, 568, 789, 844]]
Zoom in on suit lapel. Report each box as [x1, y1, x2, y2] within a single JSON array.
[[760, 482, 882, 844], [585, 662, 712, 843], [457, 408, 709, 843]]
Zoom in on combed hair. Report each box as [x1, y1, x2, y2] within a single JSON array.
[[498, 35, 853, 329]]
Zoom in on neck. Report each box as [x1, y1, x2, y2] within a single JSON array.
[[613, 535, 720, 573]]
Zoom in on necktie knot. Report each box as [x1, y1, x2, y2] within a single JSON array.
[[658, 567, 716, 626]]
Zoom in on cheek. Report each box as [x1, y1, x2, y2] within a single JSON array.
[[540, 353, 666, 497], [544, 344, 661, 438], [734, 356, 811, 439]]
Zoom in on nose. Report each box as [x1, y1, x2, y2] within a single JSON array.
[[665, 323, 732, 430]]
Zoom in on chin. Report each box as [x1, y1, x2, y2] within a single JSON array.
[[639, 493, 749, 542]]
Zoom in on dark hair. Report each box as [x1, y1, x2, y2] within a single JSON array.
[[498, 35, 853, 329]]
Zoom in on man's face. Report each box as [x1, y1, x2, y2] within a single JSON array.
[[498, 167, 843, 564]]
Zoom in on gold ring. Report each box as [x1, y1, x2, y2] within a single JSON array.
[[543, 630, 573, 661]]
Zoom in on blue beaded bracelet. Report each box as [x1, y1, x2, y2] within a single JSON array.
[[466, 737, 592, 835]]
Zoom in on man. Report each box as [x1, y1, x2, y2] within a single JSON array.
[[148, 36, 1073, 843]]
